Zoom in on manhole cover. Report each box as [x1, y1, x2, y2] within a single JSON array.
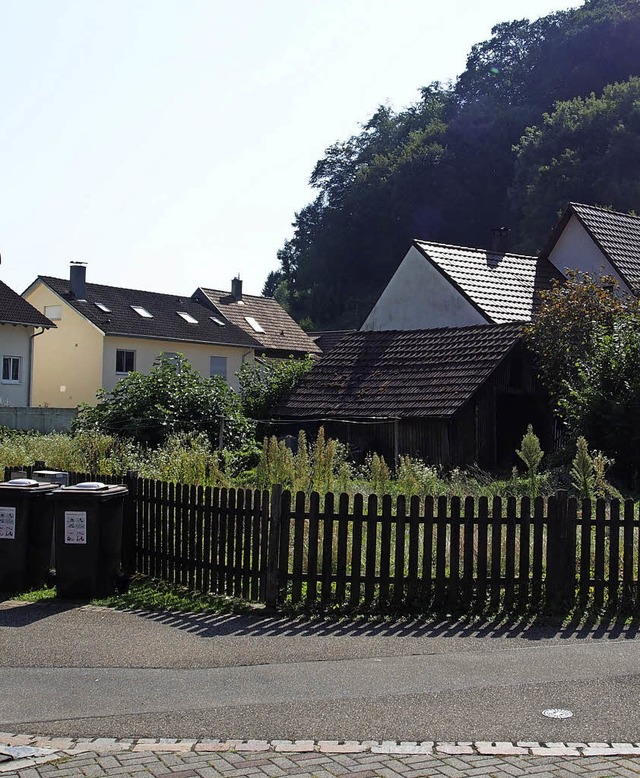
[[542, 708, 573, 719]]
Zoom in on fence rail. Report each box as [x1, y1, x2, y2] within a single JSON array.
[[6, 464, 640, 611]]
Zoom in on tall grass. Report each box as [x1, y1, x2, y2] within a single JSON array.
[[0, 426, 565, 497]]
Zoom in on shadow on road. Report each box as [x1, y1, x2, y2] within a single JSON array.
[[0, 599, 78, 628], [120, 606, 640, 642]]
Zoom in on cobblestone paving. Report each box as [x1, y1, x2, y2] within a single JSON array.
[[3, 747, 640, 778]]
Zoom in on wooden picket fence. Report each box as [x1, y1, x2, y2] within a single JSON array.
[[6, 465, 640, 611]]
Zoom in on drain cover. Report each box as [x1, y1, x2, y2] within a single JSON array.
[[542, 708, 573, 719]]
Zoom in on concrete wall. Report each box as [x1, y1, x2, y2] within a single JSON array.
[[548, 215, 632, 294], [102, 336, 253, 393], [0, 324, 33, 406], [0, 406, 76, 432], [25, 282, 104, 407], [360, 246, 487, 331]]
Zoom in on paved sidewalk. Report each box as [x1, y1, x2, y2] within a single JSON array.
[[3, 743, 640, 777]]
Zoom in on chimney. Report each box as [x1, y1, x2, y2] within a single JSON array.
[[490, 227, 510, 254], [70, 262, 87, 300], [231, 276, 243, 301]]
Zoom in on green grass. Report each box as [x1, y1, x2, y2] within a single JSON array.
[[9, 585, 58, 603]]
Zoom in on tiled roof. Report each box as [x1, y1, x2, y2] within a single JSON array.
[[195, 288, 321, 356], [36, 277, 259, 348], [414, 241, 562, 323], [274, 323, 522, 419], [308, 330, 355, 356], [548, 203, 640, 293], [0, 281, 53, 328]]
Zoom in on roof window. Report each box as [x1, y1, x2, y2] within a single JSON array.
[[177, 311, 198, 324], [210, 316, 226, 326], [131, 305, 153, 318], [95, 303, 111, 313], [245, 316, 265, 333]]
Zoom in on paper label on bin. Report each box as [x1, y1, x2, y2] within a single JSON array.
[[0, 507, 16, 540], [64, 511, 87, 544]]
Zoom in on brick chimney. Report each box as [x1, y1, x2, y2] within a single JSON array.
[[70, 262, 87, 299], [231, 276, 243, 301], [490, 227, 510, 254]]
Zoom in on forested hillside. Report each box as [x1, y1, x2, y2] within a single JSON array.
[[266, 0, 640, 329]]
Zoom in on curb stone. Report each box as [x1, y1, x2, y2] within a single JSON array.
[[2, 734, 640, 760]]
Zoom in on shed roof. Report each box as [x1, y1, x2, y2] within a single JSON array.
[[0, 281, 53, 328], [195, 287, 321, 356], [35, 277, 259, 348], [414, 241, 562, 323], [542, 202, 640, 293], [274, 322, 523, 419]]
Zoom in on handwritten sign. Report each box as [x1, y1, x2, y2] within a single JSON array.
[[64, 511, 87, 544], [0, 507, 16, 540]]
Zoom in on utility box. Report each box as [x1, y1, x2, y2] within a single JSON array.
[[50, 482, 129, 599], [0, 478, 59, 592]]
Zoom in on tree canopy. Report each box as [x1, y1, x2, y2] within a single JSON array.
[[268, 0, 640, 329]]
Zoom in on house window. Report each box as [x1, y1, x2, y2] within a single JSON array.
[[210, 356, 227, 380], [44, 305, 62, 321], [177, 312, 198, 324], [116, 350, 135, 374], [2, 356, 21, 384], [131, 305, 153, 318], [245, 316, 265, 333], [95, 302, 111, 313]]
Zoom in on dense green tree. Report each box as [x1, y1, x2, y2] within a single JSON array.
[[238, 355, 313, 421], [512, 77, 640, 252], [270, 0, 640, 329]]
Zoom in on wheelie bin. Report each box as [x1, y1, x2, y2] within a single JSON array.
[[49, 482, 129, 598], [0, 478, 59, 592]]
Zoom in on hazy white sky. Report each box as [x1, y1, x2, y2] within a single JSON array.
[[1, 0, 582, 297]]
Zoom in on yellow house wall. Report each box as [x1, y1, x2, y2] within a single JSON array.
[[103, 337, 252, 393], [24, 284, 104, 407]]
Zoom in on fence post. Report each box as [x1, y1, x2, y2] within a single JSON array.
[[121, 470, 139, 576], [265, 484, 283, 607], [546, 490, 576, 612]]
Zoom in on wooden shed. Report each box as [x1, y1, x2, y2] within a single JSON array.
[[273, 323, 553, 471]]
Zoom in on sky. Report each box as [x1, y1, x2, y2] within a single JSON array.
[[1, 0, 583, 298]]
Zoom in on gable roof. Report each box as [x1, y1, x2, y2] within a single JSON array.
[[0, 281, 53, 328], [34, 277, 259, 348], [274, 323, 523, 419], [413, 240, 562, 323], [308, 330, 355, 356], [194, 287, 321, 356], [541, 202, 640, 293]]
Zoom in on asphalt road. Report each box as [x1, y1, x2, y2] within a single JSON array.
[[1, 600, 639, 742]]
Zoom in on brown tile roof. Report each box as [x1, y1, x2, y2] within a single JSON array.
[[308, 330, 355, 355], [274, 323, 522, 419], [542, 203, 640, 293], [0, 281, 53, 328], [194, 287, 321, 356], [414, 241, 562, 323], [35, 277, 259, 348]]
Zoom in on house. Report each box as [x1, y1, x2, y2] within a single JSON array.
[[308, 330, 355, 356], [0, 280, 54, 407], [541, 202, 640, 295], [23, 264, 260, 407], [193, 278, 321, 359], [361, 234, 561, 332], [273, 323, 553, 469]]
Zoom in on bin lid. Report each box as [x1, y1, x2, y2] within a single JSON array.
[[6, 478, 40, 487], [74, 482, 108, 491]]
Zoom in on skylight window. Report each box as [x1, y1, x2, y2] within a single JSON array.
[[131, 305, 153, 318], [210, 316, 226, 326], [177, 311, 198, 324], [95, 303, 111, 313], [245, 316, 265, 333]]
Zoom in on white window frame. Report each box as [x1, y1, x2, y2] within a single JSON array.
[[131, 305, 153, 318], [115, 349, 136, 374], [2, 356, 22, 384], [210, 356, 227, 381], [44, 305, 62, 321]]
